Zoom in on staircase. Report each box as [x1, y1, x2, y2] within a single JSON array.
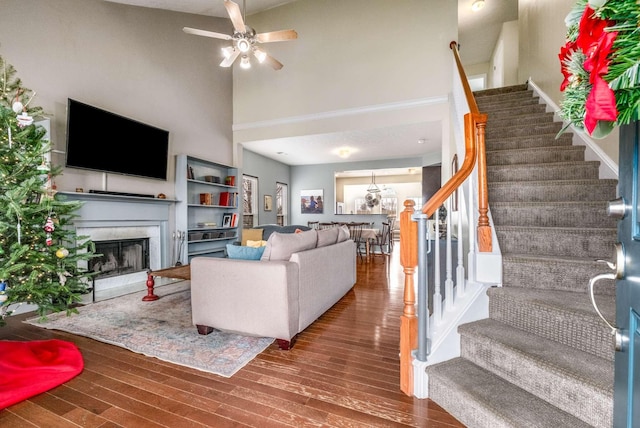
[[426, 85, 618, 427]]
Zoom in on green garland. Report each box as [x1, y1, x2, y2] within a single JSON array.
[[559, 0, 640, 137]]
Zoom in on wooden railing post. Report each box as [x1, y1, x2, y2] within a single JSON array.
[[474, 115, 492, 252], [399, 199, 418, 396]]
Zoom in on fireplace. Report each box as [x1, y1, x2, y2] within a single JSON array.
[[90, 238, 150, 279]]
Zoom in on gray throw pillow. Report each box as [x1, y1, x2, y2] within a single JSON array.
[[260, 229, 318, 261], [317, 227, 339, 247]]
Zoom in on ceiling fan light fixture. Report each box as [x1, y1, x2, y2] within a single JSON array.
[[221, 46, 235, 59], [253, 48, 267, 63], [471, 0, 485, 11], [240, 55, 251, 69], [236, 38, 251, 53]]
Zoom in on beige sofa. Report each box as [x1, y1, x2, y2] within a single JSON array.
[[190, 227, 356, 349]]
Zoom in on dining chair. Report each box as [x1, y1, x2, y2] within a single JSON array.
[[346, 222, 365, 261], [318, 222, 335, 229], [307, 221, 319, 229], [373, 222, 392, 256]]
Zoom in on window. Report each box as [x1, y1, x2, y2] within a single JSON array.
[[242, 175, 258, 228], [276, 182, 288, 226]]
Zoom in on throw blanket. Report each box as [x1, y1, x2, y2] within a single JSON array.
[[0, 339, 84, 409]]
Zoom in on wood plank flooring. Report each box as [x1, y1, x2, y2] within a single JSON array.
[[0, 247, 464, 427]]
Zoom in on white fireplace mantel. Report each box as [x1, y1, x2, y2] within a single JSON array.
[[57, 191, 176, 268]]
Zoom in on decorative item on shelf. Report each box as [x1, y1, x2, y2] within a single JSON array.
[[222, 213, 233, 228], [558, 0, 640, 138], [157, 193, 166, 199], [199, 193, 212, 205], [204, 175, 220, 183], [225, 175, 236, 186], [187, 165, 194, 179]]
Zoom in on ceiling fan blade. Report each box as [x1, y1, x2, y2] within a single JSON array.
[[224, 0, 246, 33], [220, 49, 241, 67], [255, 29, 298, 43], [183, 27, 231, 40], [263, 53, 284, 70]]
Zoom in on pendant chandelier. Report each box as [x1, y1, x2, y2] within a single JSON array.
[[365, 173, 381, 208]]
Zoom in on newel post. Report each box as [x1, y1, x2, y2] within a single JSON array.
[[475, 114, 492, 252], [399, 199, 418, 396]]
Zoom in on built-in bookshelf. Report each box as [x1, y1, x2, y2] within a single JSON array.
[[175, 154, 239, 263]]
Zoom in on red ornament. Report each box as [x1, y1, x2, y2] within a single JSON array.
[[43, 216, 55, 233], [46, 235, 53, 246]]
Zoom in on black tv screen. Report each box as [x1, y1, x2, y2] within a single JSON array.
[[65, 99, 169, 180]]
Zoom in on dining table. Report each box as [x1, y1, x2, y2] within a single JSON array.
[[360, 228, 380, 260]]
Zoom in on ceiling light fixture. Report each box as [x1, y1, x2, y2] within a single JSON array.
[[338, 148, 351, 158], [471, 0, 485, 11], [240, 55, 251, 69], [418, 138, 426, 144]]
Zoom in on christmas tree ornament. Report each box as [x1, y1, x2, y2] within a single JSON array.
[[55, 247, 69, 259], [46, 234, 53, 246], [43, 216, 55, 233], [11, 100, 23, 113], [16, 111, 33, 127]]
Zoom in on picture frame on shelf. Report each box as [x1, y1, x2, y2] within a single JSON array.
[[264, 195, 273, 211], [222, 213, 232, 228]]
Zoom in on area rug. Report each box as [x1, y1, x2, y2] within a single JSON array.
[[26, 281, 274, 378]]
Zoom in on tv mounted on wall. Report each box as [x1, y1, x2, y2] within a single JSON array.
[[65, 99, 169, 180]]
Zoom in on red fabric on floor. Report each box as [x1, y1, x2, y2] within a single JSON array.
[[0, 339, 84, 409]]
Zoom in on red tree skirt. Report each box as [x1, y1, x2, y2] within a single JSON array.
[[0, 339, 84, 409]]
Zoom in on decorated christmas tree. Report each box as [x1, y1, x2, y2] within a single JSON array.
[[0, 55, 96, 324]]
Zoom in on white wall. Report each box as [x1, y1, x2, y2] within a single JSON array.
[[0, 0, 234, 197], [489, 20, 519, 88], [232, 0, 457, 155], [518, 0, 618, 162]]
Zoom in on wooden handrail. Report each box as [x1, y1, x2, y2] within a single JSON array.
[[450, 41, 479, 114]]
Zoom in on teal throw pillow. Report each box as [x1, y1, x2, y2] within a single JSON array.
[[226, 244, 265, 260]]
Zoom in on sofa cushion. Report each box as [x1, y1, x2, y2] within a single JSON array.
[[241, 228, 263, 246], [246, 239, 267, 248], [336, 225, 350, 243], [226, 244, 265, 260], [261, 229, 318, 261], [317, 227, 339, 247]]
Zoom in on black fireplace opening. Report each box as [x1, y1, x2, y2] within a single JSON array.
[[90, 238, 150, 279]]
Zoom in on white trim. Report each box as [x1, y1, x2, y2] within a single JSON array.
[[232, 96, 449, 131], [527, 79, 618, 180]]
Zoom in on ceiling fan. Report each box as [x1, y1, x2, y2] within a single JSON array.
[[183, 0, 298, 70]]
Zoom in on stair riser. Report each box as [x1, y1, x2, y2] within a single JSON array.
[[460, 333, 612, 427], [486, 122, 563, 139], [501, 258, 616, 295], [476, 90, 535, 104], [486, 135, 573, 151], [487, 289, 615, 361], [488, 163, 600, 182], [479, 97, 542, 112], [489, 181, 617, 202], [487, 147, 585, 166], [474, 84, 529, 98], [491, 203, 615, 228], [496, 227, 616, 259], [485, 103, 547, 119]]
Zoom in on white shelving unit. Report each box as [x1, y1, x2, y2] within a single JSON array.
[[175, 154, 239, 263]]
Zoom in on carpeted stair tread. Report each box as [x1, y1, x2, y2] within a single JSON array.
[[474, 84, 529, 97], [486, 134, 574, 151], [501, 253, 616, 295], [427, 358, 592, 428], [484, 103, 548, 119], [487, 145, 585, 166], [459, 319, 613, 427], [488, 161, 600, 182], [487, 287, 615, 361], [488, 179, 617, 202], [485, 121, 563, 139], [490, 201, 615, 228], [495, 225, 616, 258], [487, 113, 555, 128]]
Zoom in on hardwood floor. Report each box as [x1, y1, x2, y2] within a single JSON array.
[[0, 247, 464, 427]]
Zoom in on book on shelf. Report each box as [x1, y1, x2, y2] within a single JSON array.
[[218, 191, 230, 206], [231, 213, 238, 227], [199, 193, 212, 205], [196, 222, 217, 228], [187, 165, 194, 179]]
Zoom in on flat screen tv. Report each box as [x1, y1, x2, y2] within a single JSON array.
[[65, 99, 169, 180]]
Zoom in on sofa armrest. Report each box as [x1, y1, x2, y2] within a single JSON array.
[[190, 257, 300, 341]]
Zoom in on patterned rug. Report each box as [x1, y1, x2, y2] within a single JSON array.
[[26, 281, 274, 377]]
